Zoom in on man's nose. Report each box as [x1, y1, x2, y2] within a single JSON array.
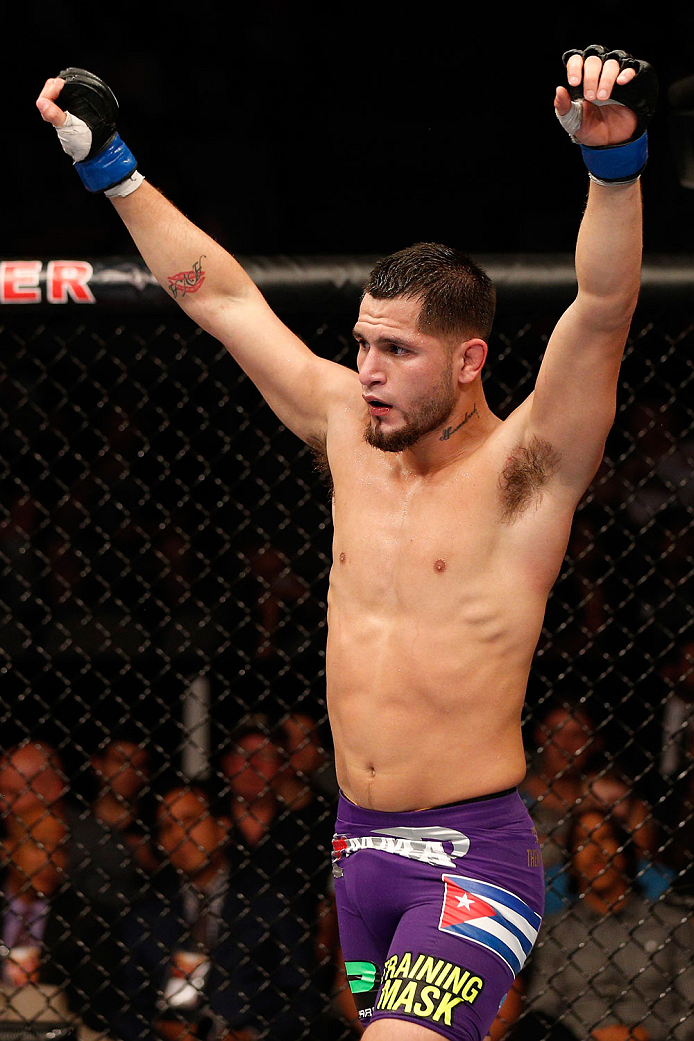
[[358, 351, 385, 387]]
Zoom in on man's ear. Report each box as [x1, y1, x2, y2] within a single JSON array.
[[456, 338, 488, 385]]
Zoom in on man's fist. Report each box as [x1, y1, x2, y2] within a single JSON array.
[[554, 44, 657, 185], [36, 69, 144, 197]]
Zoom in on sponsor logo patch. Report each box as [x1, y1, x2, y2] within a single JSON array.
[[438, 875, 541, 975], [345, 960, 380, 995], [331, 826, 470, 875], [376, 950, 484, 1028]]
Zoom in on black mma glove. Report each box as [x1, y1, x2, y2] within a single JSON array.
[[557, 44, 658, 185], [53, 67, 144, 196]]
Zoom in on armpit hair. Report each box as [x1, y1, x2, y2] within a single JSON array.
[[307, 432, 334, 498], [499, 436, 561, 522]]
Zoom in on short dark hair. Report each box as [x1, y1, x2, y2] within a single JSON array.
[[363, 243, 496, 341]]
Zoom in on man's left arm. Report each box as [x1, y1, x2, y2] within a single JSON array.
[[523, 45, 657, 500]]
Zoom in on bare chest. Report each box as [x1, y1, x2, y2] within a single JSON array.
[[317, 420, 570, 608], [331, 457, 502, 589]]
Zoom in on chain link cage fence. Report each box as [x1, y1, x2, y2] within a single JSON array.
[[0, 254, 692, 1041]]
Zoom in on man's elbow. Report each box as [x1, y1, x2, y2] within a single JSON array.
[[576, 287, 640, 334]]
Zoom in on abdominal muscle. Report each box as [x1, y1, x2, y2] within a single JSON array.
[[326, 600, 536, 811], [322, 416, 566, 812]]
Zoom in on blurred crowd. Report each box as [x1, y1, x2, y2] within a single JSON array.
[[0, 715, 351, 1041], [495, 633, 694, 1040], [0, 308, 692, 1040], [1, 640, 694, 1041]]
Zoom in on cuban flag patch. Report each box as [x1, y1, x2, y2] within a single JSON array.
[[438, 874, 541, 976]]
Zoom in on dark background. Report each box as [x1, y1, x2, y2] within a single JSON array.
[[0, 4, 692, 854], [6, 2, 694, 259]]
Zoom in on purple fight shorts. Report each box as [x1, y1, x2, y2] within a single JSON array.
[[332, 788, 544, 1041]]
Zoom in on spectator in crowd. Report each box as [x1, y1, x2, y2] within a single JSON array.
[[117, 784, 334, 1041], [581, 759, 656, 854], [0, 811, 120, 1036], [0, 740, 68, 823], [222, 725, 337, 1021], [579, 757, 674, 900], [520, 697, 601, 910], [513, 807, 694, 1040], [222, 725, 284, 849], [222, 724, 333, 907], [270, 712, 351, 1032], [69, 732, 159, 914], [274, 710, 338, 810], [658, 637, 694, 892]]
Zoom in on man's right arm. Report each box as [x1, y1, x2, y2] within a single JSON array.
[[36, 76, 357, 446], [110, 180, 357, 444]]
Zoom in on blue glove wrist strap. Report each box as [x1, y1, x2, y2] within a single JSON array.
[[75, 134, 138, 193], [579, 132, 648, 183]]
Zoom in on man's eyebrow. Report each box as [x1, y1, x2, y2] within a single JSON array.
[[352, 327, 414, 349]]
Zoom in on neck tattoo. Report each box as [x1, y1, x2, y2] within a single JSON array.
[[439, 404, 479, 441]]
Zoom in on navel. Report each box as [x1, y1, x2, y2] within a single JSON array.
[[434, 558, 446, 573], [339, 552, 346, 564]]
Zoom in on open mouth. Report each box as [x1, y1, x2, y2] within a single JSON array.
[[366, 399, 392, 415]]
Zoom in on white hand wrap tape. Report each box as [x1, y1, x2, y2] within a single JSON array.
[[55, 111, 93, 163], [104, 171, 145, 198], [555, 96, 625, 142]]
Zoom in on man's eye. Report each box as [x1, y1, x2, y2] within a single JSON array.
[[389, 345, 407, 355]]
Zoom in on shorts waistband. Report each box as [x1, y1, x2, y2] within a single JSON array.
[[339, 787, 517, 812], [433, 787, 517, 809], [336, 786, 526, 833]]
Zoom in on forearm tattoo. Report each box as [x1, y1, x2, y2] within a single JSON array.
[[167, 256, 206, 298]]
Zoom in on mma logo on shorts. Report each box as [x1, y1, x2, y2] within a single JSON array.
[[332, 826, 470, 877], [438, 875, 541, 975]]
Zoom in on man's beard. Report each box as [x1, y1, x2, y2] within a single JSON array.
[[363, 366, 456, 453]]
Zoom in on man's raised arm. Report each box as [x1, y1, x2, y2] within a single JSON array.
[[516, 45, 657, 500], [36, 71, 356, 445]]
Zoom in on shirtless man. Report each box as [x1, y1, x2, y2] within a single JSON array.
[[36, 44, 656, 1041]]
